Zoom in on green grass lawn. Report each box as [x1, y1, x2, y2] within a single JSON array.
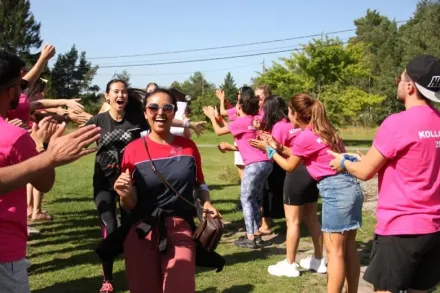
[[27, 128, 440, 293], [27, 143, 379, 293]]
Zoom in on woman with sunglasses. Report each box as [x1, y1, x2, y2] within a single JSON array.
[[114, 88, 220, 293]]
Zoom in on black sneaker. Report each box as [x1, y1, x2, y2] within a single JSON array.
[[255, 235, 263, 245], [234, 236, 257, 249]]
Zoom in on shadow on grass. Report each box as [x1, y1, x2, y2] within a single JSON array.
[[32, 271, 128, 293], [197, 284, 255, 293], [357, 239, 373, 266]]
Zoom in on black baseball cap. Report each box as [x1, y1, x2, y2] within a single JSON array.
[[406, 55, 440, 102]]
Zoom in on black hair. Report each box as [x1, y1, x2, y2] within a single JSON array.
[[146, 82, 159, 91], [0, 51, 23, 89], [24, 78, 46, 98], [145, 88, 178, 112], [239, 86, 254, 97], [238, 88, 259, 115], [260, 96, 289, 131]]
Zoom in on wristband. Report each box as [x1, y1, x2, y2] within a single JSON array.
[[266, 146, 276, 159], [340, 154, 358, 170], [183, 119, 190, 128]]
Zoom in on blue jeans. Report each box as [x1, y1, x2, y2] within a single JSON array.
[[240, 161, 273, 235], [317, 173, 364, 233]]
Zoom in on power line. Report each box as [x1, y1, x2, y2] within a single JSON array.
[[97, 41, 350, 69], [86, 20, 407, 60], [94, 44, 312, 67], [96, 63, 261, 77]]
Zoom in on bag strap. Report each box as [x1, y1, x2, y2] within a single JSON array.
[[142, 136, 211, 215]]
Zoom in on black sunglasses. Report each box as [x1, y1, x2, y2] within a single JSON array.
[[146, 103, 175, 115]]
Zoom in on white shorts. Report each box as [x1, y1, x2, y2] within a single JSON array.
[[233, 141, 244, 166]]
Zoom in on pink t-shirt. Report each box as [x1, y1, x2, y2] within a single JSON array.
[[226, 107, 237, 122], [271, 119, 301, 147], [7, 94, 30, 122], [292, 127, 345, 181], [228, 115, 269, 165], [373, 105, 440, 236], [0, 117, 38, 262]]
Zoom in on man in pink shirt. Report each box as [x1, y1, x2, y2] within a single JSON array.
[[0, 51, 97, 293], [329, 55, 440, 293]]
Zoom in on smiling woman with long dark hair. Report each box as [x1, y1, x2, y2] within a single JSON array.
[[113, 88, 220, 293], [85, 79, 149, 293]]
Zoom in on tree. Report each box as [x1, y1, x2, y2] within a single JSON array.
[[0, 0, 42, 55], [180, 72, 216, 99], [220, 72, 238, 104], [352, 9, 404, 121], [254, 37, 384, 127], [113, 70, 131, 87], [50, 45, 99, 98]]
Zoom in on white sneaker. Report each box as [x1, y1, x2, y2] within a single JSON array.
[[268, 259, 300, 277], [299, 255, 327, 274], [27, 225, 40, 236]]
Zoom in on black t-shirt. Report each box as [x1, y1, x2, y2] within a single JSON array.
[[86, 111, 149, 191]]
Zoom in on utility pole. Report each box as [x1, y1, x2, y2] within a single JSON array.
[[262, 59, 266, 73]]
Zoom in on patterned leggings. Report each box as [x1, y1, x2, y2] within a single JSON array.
[[240, 161, 273, 235]]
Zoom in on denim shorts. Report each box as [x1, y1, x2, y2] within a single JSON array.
[[317, 173, 364, 233]]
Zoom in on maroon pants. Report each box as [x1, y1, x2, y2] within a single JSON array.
[[123, 217, 196, 293]]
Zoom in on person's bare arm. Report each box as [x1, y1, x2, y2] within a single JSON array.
[[0, 124, 100, 195], [22, 44, 55, 87], [0, 152, 53, 195], [30, 99, 83, 112], [328, 146, 388, 181]]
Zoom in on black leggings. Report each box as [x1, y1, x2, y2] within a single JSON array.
[[262, 163, 286, 219], [94, 189, 123, 282]]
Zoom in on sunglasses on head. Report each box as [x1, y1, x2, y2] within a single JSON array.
[[146, 103, 175, 115]]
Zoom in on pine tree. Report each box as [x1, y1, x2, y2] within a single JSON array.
[[221, 72, 238, 104], [50, 45, 99, 98], [0, 0, 42, 55]]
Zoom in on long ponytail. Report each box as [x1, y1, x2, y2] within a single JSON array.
[[310, 100, 343, 153], [290, 93, 343, 153]]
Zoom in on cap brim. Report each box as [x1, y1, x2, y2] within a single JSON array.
[[415, 83, 440, 103]]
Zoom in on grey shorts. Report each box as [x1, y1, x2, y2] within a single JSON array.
[[0, 258, 30, 293]]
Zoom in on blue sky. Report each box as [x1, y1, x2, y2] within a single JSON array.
[[29, 0, 418, 92]]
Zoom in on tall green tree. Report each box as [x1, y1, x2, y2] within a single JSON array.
[[180, 72, 215, 100], [254, 38, 384, 126], [0, 0, 42, 55], [220, 72, 238, 104], [50, 45, 99, 99], [352, 9, 404, 121]]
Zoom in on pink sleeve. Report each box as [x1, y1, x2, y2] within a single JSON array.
[[373, 117, 398, 159], [228, 119, 246, 136], [291, 131, 315, 158], [9, 134, 38, 164], [226, 108, 237, 121]]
